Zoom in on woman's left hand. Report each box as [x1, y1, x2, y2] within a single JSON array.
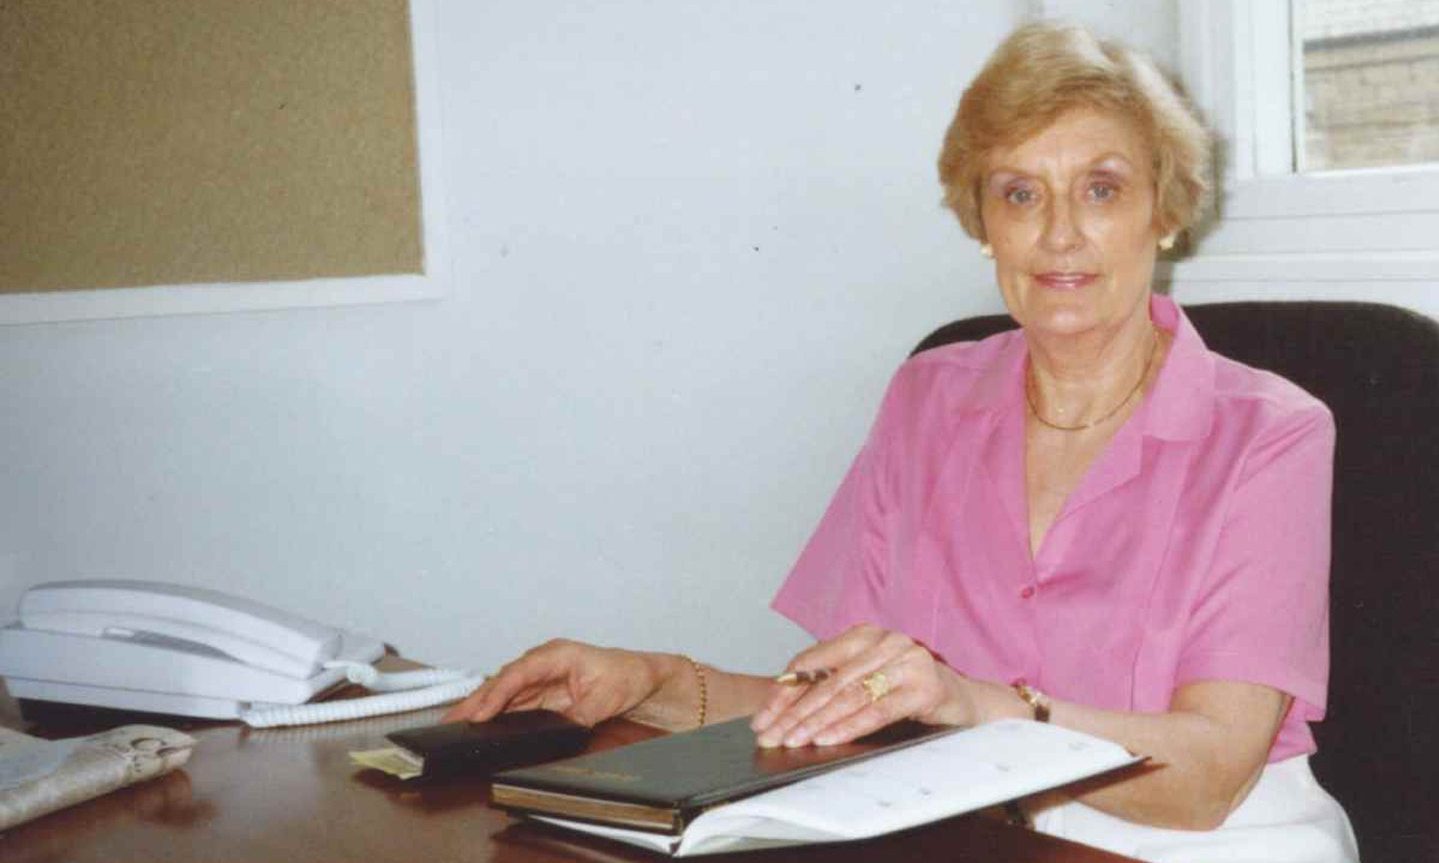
[[750, 623, 979, 748]]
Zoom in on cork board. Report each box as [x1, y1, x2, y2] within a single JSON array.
[[0, 0, 423, 295]]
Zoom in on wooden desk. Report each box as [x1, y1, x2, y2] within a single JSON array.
[[1, 686, 1139, 862]]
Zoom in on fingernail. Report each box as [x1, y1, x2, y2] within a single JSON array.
[[756, 733, 780, 749], [783, 727, 811, 748]]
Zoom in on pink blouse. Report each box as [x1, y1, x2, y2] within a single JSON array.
[[772, 295, 1333, 761]]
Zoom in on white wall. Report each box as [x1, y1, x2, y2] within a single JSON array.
[[0, 2, 1025, 674], [1036, 0, 1177, 61]]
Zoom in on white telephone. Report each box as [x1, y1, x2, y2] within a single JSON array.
[[0, 579, 482, 727]]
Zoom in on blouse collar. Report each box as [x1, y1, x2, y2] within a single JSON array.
[[962, 294, 1216, 443]]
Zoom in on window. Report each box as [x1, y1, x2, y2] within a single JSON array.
[[1171, 0, 1439, 314], [1299, 0, 1439, 172]]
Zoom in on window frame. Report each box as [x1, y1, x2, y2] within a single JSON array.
[[1169, 0, 1439, 295]]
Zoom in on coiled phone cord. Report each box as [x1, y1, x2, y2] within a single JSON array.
[[238, 663, 485, 728], [325, 662, 472, 692]]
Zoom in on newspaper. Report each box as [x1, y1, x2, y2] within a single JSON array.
[[0, 724, 195, 830]]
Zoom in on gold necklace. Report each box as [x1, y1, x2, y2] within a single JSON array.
[[1026, 327, 1160, 432]]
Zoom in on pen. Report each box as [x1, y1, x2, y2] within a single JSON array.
[[773, 668, 834, 686]]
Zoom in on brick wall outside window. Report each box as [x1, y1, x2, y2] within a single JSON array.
[[1301, 0, 1439, 170]]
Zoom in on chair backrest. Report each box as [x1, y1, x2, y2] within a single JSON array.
[[914, 301, 1439, 862]]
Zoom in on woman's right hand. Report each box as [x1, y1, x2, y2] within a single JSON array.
[[441, 639, 668, 727]]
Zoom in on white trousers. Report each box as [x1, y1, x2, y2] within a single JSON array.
[[1030, 757, 1359, 863]]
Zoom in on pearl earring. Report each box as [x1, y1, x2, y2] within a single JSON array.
[[979, 243, 994, 259], [1158, 234, 1177, 251]]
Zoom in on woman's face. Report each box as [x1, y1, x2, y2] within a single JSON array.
[[980, 108, 1160, 342]]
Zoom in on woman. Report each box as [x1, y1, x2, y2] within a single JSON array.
[[447, 23, 1357, 862]]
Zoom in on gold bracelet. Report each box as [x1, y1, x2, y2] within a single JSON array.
[[1014, 683, 1051, 722], [687, 656, 708, 728]]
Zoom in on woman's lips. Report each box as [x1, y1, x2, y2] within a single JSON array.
[[1033, 272, 1098, 290]]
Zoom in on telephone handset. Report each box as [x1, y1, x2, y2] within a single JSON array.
[[0, 580, 482, 727]]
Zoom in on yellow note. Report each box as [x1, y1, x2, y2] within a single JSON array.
[[349, 747, 424, 780]]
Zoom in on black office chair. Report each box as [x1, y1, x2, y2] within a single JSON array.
[[913, 301, 1439, 863]]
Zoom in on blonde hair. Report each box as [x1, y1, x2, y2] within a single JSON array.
[[938, 22, 1213, 242]]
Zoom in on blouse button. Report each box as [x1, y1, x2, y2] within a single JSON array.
[[1019, 585, 1036, 599]]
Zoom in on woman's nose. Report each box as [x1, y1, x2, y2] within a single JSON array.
[[1041, 197, 1083, 253]]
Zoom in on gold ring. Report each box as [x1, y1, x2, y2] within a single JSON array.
[[861, 671, 891, 704]]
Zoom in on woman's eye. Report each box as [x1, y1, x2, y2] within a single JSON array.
[[1088, 182, 1117, 202], [1005, 187, 1035, 205]]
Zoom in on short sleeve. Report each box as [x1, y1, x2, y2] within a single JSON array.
[[1175, 402, 1335, 722], [770, 381, 902, 639]]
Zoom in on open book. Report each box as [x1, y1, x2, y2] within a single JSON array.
[[525, 719, 1138, 857]]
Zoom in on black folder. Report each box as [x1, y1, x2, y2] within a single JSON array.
[[386, 710, 592, 779], [490, 716, 953, 834]]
